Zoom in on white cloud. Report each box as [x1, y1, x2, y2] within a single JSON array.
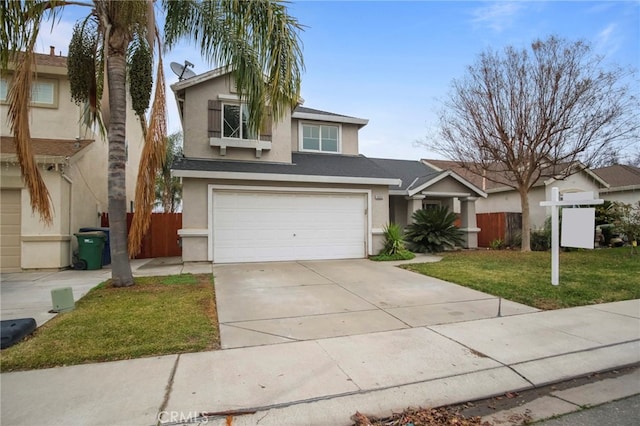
[[35, 19, 75, 55], [470, 1, 524, 32], [595, 22, 622, 56]]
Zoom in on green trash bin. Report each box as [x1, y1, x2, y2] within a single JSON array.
[[74, 231, 106, 270]]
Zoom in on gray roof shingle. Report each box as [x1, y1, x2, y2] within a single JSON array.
[[172, 152, 398, 181], [593, 164, 640, 188], [368, 158, 442, 191]]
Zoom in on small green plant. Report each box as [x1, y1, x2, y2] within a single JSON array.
[[381, 223, 405, 255], [371, 223, 415, 261], [489, 238, 505, 250], [404, 207, 464, 253], [370, 251, 415, 261]]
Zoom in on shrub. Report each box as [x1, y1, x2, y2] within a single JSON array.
[[530, 227, 550, 251], [404, 207, 464, 253], [489, 238, 505, 250], [372, 223, 415, 261], [530, 216, 552, 251], [381, 223, 406, 255]]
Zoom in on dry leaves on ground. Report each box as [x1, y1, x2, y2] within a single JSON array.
[[351, 406, 491, 426]]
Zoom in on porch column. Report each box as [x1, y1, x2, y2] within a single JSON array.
[[459, 197, 480, 249], [405, 195, 425, 225]]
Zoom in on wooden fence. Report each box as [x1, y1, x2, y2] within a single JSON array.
[[477, 212, 522, 248], [100, 212, 182, 259]]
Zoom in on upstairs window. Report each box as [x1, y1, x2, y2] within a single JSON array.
[[208, 99, 272, 142], [0, 77, 57, 107], [223, 103, 256, 140], [301, 123, 339, 153], [31, 80, 56, 106]]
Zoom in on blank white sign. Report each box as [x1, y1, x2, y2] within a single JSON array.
[[561, 208, 595, 249]]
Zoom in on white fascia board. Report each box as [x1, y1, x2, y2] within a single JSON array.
[[292, 112, 369, 127], [421, 191, 472, 198], [407, 170, 488, 198], [170, 66, 231, 92], [389, 189, 407, 196], [174, 169, 401, 186], [600, 184, 640, 193], [420, 159, 445, 171]]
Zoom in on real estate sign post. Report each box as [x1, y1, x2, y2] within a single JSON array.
[[540, 188, 603, 285]]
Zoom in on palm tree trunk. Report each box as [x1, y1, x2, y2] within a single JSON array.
[[519, 186, 532, 252], [106, 36, 134, 287]]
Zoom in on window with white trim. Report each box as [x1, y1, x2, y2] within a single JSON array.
[[301, 123, 339, 153], [0, 77, 57, 107], [222, 103, 256, 140]]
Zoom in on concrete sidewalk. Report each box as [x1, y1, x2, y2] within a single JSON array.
[[1, 299, 638, 425], [1, 259, 638, 425]]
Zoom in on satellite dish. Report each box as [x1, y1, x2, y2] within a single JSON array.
[[170, 61, 196, 81]]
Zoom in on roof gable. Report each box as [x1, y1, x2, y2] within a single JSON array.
[[369, 157, 486, 197]]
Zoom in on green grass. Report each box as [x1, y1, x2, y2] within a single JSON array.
[[0, 274, 219, 372], [402, 248, 640, 310]]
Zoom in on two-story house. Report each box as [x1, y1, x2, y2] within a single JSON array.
[[0, 48, 144, 271], [171, 67, 486, 263]]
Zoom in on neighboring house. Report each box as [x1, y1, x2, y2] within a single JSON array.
[[0, 48, 144, 271], [592, 164, 640, 205], [171, 67, 485, 264], [423, 159, 610, 229]]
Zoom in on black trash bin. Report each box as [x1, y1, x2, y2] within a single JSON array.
[[79, 227, 111, 265]]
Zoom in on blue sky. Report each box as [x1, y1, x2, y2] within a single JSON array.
[[37, 1, 640, 161]]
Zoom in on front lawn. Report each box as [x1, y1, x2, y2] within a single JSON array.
[[0, 274, 219, 372], [403, 248, 640, 310]]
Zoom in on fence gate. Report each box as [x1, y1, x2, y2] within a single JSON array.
[[477, 212, 521, 248], [100, 213, 182, 259]]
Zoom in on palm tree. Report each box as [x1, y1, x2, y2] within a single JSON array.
[[155, 131, 183, 213], [1, 0, 304, 286]]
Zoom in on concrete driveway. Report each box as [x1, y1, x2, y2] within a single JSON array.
[[214, 259, 539, 349]]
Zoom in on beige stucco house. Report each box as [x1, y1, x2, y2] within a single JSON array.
[[171, 67, 485, 263], [423, 159, 610, 229], [0, 49, 144, 271]]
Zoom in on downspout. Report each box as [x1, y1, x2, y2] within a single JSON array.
[[61, 172, 73, 267]]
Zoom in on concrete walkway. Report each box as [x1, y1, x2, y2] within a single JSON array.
[[1, 258, 638, 426]]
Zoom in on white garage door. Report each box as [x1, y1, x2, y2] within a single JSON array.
[[1, 189, 22, 271], [213, 191, 367, 263]]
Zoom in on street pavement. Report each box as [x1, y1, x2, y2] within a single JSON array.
[[536, 393, 640, 426], [0, 257, 638, 425]]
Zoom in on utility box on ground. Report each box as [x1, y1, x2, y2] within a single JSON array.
[[51, 287, 75, 313]]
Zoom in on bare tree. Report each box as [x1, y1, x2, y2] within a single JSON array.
[[429, 36, 639, 251]]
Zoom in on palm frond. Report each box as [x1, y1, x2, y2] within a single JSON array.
[[128, 49, 167, 256], [162, 0, 304, 135], [7, 47, 53, 225]]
